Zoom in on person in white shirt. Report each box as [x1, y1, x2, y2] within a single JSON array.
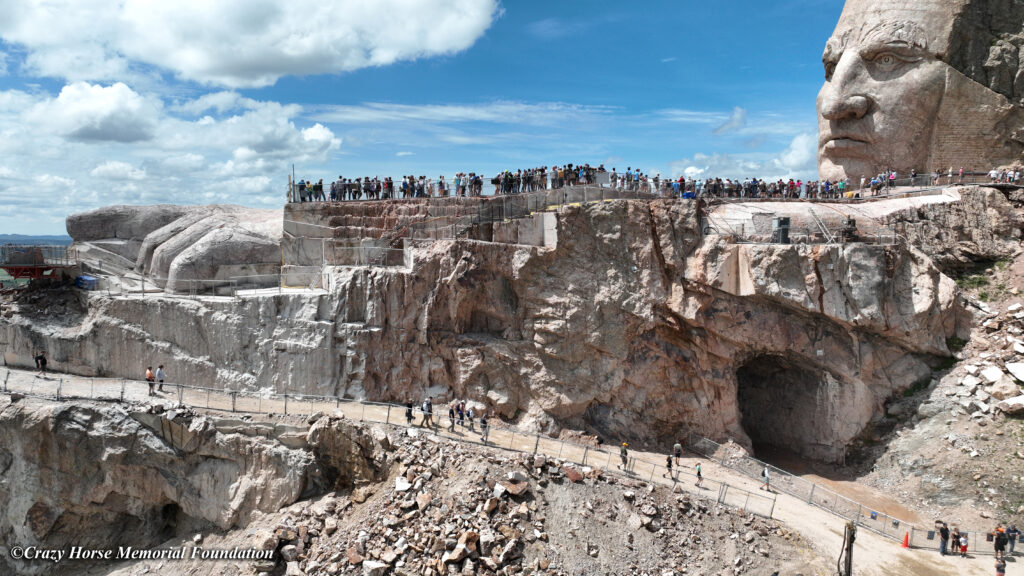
[[155, 364, 167, 392]]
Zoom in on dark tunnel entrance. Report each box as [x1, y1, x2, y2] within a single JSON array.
[[736, 354, 849, 464]]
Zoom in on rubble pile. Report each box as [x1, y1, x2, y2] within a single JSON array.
[[249, 426, 807, 576], [943, 300, 1024, 419]]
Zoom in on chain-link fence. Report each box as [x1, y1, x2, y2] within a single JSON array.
[[1, 368, 776, 519], [685, 433, 1003, 555]]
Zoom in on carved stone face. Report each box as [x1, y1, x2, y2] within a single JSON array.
[[817, 5, 950, 180]]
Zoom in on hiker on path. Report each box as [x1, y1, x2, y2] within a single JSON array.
[[1007, 525, 1019, 556], [155, 364, 166, 392], [466, 406, 475, 431], [145, 366, 155, 396], [480, 413, 489, 444], [34, 351, 47, 376], [759, 465, 771, 491], [405, 402, 414, 427], [457, 402, 465, 427], [959, 533, 969, 557], [673, 441, 682, 465], [618, 443, 629, 470], [421, 398, 433, 427], [939, 522, 950, 556], [663, 455, 673, 479], [996, 557, 1007, 576], [448, 403, 456, 432], [695, 462, 704, 488]]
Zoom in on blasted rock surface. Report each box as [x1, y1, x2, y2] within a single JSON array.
[[7, 189, 1016, 463], [69, 204, 282, 293], [0, 397, 383, 575]]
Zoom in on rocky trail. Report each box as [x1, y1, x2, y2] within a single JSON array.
[[0, 371, 1010, 576]]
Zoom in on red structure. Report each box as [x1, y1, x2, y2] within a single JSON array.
[[0, 245, 78, 280]]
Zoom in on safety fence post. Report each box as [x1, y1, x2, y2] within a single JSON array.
[[807, 483, 815, 504], [57, 378, 62, 401], [360, 402, 366, 422], [533, 434, 540, 454], [386, 404, 391, 424], [120, 378, 125, 403], [90, 377, 94, 399], [206, 388, 211, 409], [178, 384, 183, 406], [3, 369, 8, 392], [231, 391, 236, 412], [582, 446, 589, 466], [284, 394, 288, 415], [557, 439, 565, 459]]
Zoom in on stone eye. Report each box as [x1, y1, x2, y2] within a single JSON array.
[[873, 52, 899, 71]]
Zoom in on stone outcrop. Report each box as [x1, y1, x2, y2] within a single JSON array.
[[0, 396, 384, 575], [69, 204, 282, 293], [6, 189, 1013, 463]]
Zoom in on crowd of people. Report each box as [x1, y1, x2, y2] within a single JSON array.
[[286, 162, 1024, 205]]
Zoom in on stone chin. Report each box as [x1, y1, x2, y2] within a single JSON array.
[[818, 156, 867, 182]]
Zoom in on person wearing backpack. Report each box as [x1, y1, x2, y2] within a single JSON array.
[[760, 465, 771, 492], [405, 401, 414, 427]]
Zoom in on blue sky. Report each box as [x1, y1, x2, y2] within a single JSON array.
[[0, 0, 843, 234]]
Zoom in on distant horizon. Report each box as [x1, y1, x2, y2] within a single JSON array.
[[0, 1, 843, 234]]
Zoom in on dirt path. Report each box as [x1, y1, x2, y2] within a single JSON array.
[[0, 367, 1004, 575]]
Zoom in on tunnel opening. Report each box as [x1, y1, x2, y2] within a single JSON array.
[[736, 354, 850, 465]]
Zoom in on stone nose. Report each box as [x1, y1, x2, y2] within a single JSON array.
[[821, 91, 870, 121]]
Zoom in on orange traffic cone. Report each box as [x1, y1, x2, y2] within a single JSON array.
[[901, 532, 910, 548]]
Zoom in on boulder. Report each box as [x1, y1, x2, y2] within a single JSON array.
[[998, 395, 1024, 415]]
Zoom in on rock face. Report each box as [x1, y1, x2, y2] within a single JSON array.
[[68, 204, 282, 293], [6, 191, 1013, 463], [0, 397, 383, 575], [818, 0, 1024, 181]]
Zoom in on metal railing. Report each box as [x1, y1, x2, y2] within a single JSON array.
[[685, 433, 1004, 556], [0, 367, 776, 519]]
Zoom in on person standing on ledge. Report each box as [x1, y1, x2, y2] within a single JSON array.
[[34, 350, 47, 376], [618, 442, 629, 470], [695, 462, 704, 488], [155, 364, 166, 393], [145, 366, 155, 396], [673, 440, 682, 466]]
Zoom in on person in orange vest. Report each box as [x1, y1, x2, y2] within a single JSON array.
[[145, 366, 155, 396]]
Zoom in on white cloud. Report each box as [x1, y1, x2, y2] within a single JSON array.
[[26, 82, 160, 143], [161, 153, 206, 171], [90, 161, 146, 180], [0, 0, 501, 88], [655, 109, 728, 125], [313, 101, 615, 126], [712, 106, 747, 135], [396, 151, 414, 157], [0, 82, 341, 233], [670, 133, 818, 181]]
